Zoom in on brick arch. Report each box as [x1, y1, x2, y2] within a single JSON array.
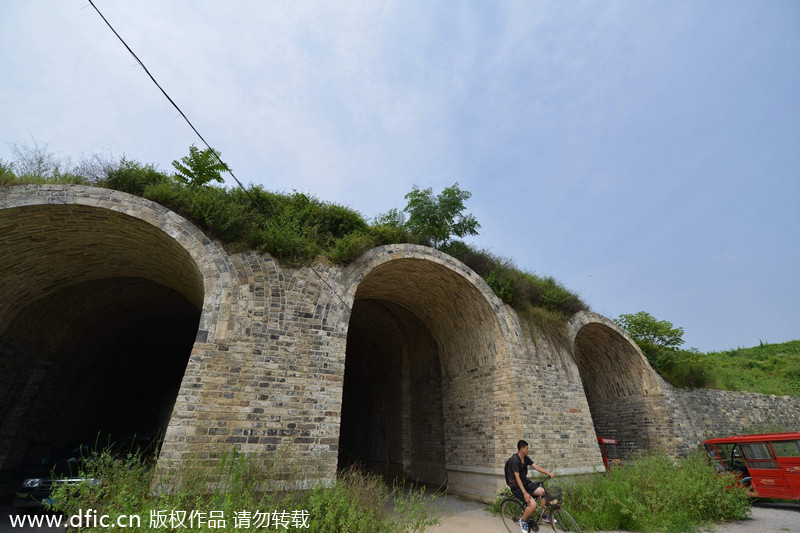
[[339, 244, 520, 497], [568, 311, 664, 400], [568, 311, 667, 456], [0, 185, 236, 468], [0, 185, 236, 341]]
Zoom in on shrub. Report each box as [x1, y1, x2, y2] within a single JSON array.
[[370, 223, 418, 246], [327, 231, 377, 264], [0, 160, 15, 187], [316, 203, 369, 241], [104, 158, 169, 196], [563, 452, 750, 532], [442, 241, 588, 318], [144, 182, 249, 243]]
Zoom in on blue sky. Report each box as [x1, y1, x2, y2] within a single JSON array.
[[1, 1, 798, 352]]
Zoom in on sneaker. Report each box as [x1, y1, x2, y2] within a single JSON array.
[[542, 514, 557, 524], [519, 519, 529, 532]]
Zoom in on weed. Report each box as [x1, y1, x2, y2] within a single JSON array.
[[561, 452, 750, 532], [48, 447, 438, 532]]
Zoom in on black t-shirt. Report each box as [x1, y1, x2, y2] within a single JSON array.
[[505, 453, 534, 487]]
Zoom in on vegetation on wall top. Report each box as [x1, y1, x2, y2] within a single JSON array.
[[0, 143, 588, 323]]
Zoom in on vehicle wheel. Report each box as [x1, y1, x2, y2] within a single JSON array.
[[500, 498, 526, 533], [548, 508, 581, 532]]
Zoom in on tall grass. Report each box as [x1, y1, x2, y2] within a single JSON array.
[[490, 453, 750, 532], [561, 453, 750, 532], [48, 448, 439, 532]]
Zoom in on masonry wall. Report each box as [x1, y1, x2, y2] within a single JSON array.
[[160, 250, 349, 490], [676, 389, 800, 444], [2, 184, 798, 504]]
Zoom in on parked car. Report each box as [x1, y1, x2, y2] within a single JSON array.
[[2, 442, 54, 498], [597, 436, 622, 469], [13, 442, 93, 508], [13, 435, 156, 508], [703, 431, 800, 500]]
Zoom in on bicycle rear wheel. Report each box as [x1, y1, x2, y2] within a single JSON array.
[[547, 508, 581, 532], [500, 498, 526, 533]]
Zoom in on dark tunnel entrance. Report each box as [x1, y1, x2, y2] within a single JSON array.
[[338, 299, 446, 484], [0, 204, 204, 471], [337, 254, 510, 492]]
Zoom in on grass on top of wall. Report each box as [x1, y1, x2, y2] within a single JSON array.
[[1, 168, 588, 321]]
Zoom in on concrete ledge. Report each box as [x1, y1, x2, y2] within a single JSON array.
[[445, 463, 606, 503], [446, 467, 505, 503]]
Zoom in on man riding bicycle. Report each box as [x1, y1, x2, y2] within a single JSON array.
[[505, 439, 554, 532]]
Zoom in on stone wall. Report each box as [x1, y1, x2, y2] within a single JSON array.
[[1, 184, 797, 503], [676, 389, 800, 444]]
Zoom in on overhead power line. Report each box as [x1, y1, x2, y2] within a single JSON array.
[[86, 0, 352, 313]]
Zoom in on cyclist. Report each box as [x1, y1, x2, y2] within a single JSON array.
[[504, 439, 554, 532]]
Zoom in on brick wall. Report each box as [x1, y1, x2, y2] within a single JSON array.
[[2, 185, 798, 502]]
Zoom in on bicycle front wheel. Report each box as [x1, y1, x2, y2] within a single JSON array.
[[548, 508, 581, 532], [500, 498, 526, 533]]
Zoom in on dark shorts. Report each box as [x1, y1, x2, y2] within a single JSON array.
[[510, 480, 541, 503]]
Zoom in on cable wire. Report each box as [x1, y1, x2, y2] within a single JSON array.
[[86, 0, 351, 312]]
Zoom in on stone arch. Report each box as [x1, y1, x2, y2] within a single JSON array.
[[338, 244, 520, 497], [0, 185, 235, 468], [568, 311, 666, 456]]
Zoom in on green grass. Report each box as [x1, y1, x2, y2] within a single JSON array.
[[701, 340, 800, 396], [649, 340, 800, 396], [491, 453, 751, 533], [48, 447, 439, 532]]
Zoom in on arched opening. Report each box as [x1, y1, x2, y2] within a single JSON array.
[[0, 204, 204, 470], [339, 299, 444, 481], [572, 315, 663, 457], [338, 254, 508, 491]]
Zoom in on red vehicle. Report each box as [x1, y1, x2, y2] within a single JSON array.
[[703, 432, 800, 500], [597, 436, 622, 469]]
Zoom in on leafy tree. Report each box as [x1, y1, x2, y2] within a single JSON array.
[[613, 311, 685, 355], [614, 312, 717, 388], [401, 182, 480, 249], [171, 145, 230, 188], [372, 207, 406, 228]]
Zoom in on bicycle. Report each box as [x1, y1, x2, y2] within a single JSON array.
[[499, 478, 581, 532]]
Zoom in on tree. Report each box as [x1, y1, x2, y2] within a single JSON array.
[[613, 311, 685, 356], [171, 145, 230, 188], [401, 182, 480, 249], [372, 207, 406, 228]]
